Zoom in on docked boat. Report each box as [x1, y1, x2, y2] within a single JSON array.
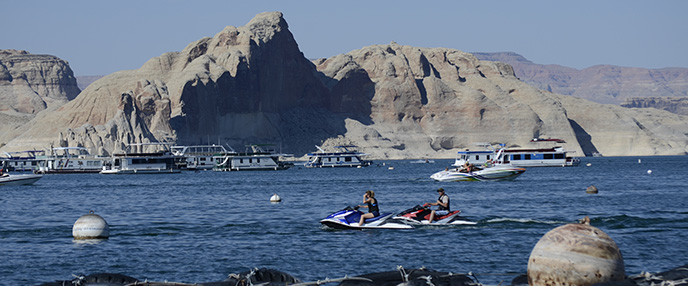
[[453, 145, 580, 167], [0, 172, 43, 186], [100, 143, 181, 174], [37, 147, 106, 174], [304, 145, 372, 168], [213, 144, 293, 171], [171, 144, 229, 170], [0, 150, 45, 172]]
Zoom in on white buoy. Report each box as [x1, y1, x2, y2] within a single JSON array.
[[638, 159, 642, 164], [586, 163, 592, 167], [270, 193, 282, 203], [388, 166, 394, 170], [72, 211, 109, 239], [647, 170, 652, 175]]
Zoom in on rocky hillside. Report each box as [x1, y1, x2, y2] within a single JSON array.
[[473, 52, 688, 105], [621, 96, 688, 116], [0, 49, 80, 145], [2, 12, 687, 157]]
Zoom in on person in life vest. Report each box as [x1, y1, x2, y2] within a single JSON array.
[[357, 190, 380, 226], [427, 188, 450, 223]]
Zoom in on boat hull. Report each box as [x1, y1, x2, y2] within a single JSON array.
[[0, 174, 43, 186], [100, 168, 181, 174], [430, 166, 526, 182]]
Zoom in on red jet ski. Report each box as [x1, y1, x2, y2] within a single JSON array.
[[392, 204, 476, 225]]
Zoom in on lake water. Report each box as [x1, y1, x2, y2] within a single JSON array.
[[1, 156, 686, 285]]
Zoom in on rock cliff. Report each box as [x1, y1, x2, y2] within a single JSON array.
[[0, 49, 80, 146], [621, 96, 688, 116], [2, 13, 687, 157], [474, 52, 688, 105]]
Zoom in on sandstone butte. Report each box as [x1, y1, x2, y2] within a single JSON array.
[[1, 12, 687, 159]]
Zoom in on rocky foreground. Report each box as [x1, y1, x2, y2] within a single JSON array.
[[36, 264, 688, 286], [2, 12, 688, 158]]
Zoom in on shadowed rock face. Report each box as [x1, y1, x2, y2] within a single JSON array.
[[2, 13, 688, 158]]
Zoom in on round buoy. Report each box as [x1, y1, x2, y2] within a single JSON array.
[[586, 163, 592, 167], [270, 193, 281, 203], [647, 170, 652, 175], [388, 166, 394, 170], [527, 218, 624, 286], [586, 185, 598, 194], [72, 211, 109, 239]]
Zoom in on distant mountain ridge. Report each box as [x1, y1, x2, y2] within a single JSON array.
[[473, 52, 688, 107]]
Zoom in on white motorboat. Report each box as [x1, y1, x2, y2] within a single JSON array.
[[37, 147, 105, 174], [0, 173, 43, 186], [430, 165, 526, 182], [304, 145, 372, 168], [432, 148, 526, 182], [213, 144, 293, 171], [100, 143, 181, 174]]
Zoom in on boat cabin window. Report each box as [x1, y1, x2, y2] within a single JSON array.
[[475, 155, 480, 160], [512, 154, 521, 160], [345, 157, 352, 162], [524, 154, 531, 160], [544, 154, 554, 159], [554, 153, 565, 159]]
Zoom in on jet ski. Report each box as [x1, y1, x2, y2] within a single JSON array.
[[392, 204, 476, 225], [320, 206, 413, 230]]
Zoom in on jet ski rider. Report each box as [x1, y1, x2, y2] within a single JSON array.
[[427, 188, 450, 223], [358, 190, 380, 226]]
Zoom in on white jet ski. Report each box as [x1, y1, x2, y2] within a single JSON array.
[[320, 206, 413, 230]]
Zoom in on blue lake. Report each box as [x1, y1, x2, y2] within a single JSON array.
[[1, 156, 686, 285]]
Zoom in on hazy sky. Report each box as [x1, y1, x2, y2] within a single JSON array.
[[3, 0, 686, 76]]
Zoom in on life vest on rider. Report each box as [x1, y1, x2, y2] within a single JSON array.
[[437, 194, 450, 211], [367, 198, 379, 213]]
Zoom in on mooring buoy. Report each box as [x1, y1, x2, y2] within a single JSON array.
[[72, 210, 109, 239], [270, 193, 282, 203], [527, 217, 624, 286]]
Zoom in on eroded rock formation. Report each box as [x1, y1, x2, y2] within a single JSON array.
[[2, 13, 687, 157]]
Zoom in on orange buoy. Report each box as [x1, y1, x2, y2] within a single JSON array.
[[527, 217, 624, 286]]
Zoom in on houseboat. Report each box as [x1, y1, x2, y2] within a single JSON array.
[[213, 145, 293, 171], [453, 145, 580, 167], [100, 143, 181, 174], [304, 145, 372, 168], [171, 144, 229, 170], [1, 150, 45, 172], [37, 147, 105, 173]]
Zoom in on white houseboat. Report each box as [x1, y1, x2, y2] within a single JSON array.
[[1, 150, 45, 172], [453, 145, 580, 167], [37, 147, 105, 173], [171, 144, 229, 170], [304, 145, 372, 168], [100, 143, 181, 174], [213, 145, 293, 171]]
